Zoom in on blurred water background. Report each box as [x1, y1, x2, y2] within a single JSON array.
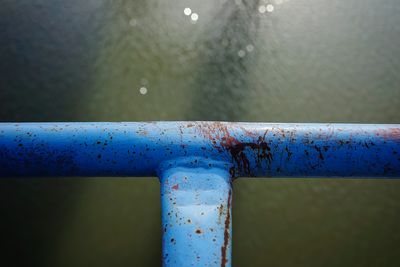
[[1, 0, 400, 266]]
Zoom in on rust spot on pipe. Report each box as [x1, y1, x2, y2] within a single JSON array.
[[376, 128, 400, 143], [221, 189, 231, 267], [314, 145, 324, 160], [138, 129, 148, 136], [172, 184, 179, 190], [218, 204, 224, 223], [196, 122, 274, 176]]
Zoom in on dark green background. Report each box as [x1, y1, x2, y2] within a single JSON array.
[[1, 0, 399, 266]]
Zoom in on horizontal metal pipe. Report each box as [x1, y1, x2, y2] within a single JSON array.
[[0, 122, 399, 178]]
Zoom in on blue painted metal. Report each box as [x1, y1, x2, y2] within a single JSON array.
[[1, 121, 400, 267], [0, 122, 399, 178], [159, 158, 232, 267]]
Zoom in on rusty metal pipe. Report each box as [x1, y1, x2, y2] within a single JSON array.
[[1, 121, 399, 267], [0, 122, 399, 178]]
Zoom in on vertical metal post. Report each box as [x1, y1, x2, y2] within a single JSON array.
[[159, 159, 232, 267]]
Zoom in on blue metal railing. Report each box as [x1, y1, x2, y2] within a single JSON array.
[[1, 121, 399, 266]]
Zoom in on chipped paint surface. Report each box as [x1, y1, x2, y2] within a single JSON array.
[[0, 121, 400, 267], [221, 189, 231, 267], [0, 122, 399, 177], [191, 122, 400, 178], [160, 162, 232, 267]]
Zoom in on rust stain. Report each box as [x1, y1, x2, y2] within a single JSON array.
[[195, 122, 239, 150], [218, 204, 224, 223], [314, 145, 324, 160], [136, 129, 149, 136], [221, 189, 232, 267], [285, 146, 293, 160], [376, 128, 400, 143], [196, 122, 274, 177], [239, 126, 258, 138], [172, 184, 179, 190]]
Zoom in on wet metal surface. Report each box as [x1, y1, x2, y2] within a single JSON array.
[[0, 122, 399, 178]]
